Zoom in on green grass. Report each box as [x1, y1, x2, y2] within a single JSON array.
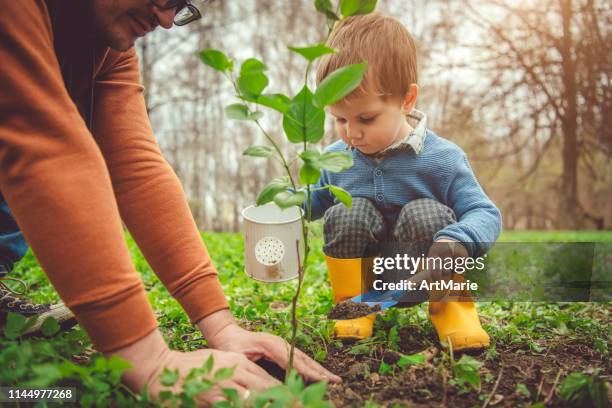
[[2, 230, 610, 407], [499, 230, 612, 242]]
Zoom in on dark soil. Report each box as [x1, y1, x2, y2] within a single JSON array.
[[320, 326, 612, 407], [328, 300, 382, 320], [256, 358, 286, 382]]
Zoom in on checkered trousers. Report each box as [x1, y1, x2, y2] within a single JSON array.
[[323, 197, 457, 259]]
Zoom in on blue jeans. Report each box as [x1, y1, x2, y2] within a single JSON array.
[[0, 193, 29, 277]]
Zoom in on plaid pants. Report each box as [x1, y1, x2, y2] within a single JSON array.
[[323, 198, 457, 259]]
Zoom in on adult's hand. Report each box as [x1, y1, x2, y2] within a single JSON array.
[[109, 329, 280, 405], [198, 309, 341, 384]]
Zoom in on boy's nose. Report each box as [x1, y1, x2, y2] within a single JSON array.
[[346, 124, 363, 140]]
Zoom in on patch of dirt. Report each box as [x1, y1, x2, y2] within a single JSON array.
[[320, 335, 611, 407], [328, 300, 381, 320], [256, 358, 286, 382]]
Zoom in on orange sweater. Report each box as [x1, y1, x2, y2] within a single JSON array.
[[0, 0, 228, 352]]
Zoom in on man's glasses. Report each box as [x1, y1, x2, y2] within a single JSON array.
[[150, 0, 212, 26]]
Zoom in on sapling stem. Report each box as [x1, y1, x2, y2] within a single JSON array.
[[202, 5, 366, 382]]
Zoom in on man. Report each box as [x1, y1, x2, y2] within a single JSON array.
[[0, 0, 340, 402]]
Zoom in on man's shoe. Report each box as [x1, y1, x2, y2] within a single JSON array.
[[0, 277, 77, 336]]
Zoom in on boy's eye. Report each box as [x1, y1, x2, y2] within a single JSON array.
[[335, 118, 347, 124], [360, 116, 377, 123]]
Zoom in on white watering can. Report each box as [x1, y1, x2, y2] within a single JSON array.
[[242, 203, 304, 282]]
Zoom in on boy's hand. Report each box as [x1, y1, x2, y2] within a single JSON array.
[[428, 239, 468, 259], [426, 240, 469, 300], [198, 309, 341, 384]]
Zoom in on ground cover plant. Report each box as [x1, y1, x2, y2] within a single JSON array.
[[196, 0, 383, 374], [1, 230, 610, 407]]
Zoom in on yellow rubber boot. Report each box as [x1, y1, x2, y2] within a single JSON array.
[[325, 255, 376, 340], [428, 276, 489, 351]]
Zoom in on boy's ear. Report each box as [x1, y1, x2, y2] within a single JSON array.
[[401, 84, 419, 113]]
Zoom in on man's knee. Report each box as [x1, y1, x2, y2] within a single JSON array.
[[394, 198, 456, 243]]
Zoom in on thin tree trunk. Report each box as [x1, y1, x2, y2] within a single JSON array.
[[559, 0, 580, 228]]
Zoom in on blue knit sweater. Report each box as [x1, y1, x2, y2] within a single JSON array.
[[308, 130, 502, 257]]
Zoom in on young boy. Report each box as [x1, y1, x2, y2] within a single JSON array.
[[310, 13, 502, 351]]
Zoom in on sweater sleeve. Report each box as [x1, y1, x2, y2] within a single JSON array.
[[0, 0, 157, 352], [91, 48, 229, 325], [434, 153, 502, 257], [305, 169, 336, 221]]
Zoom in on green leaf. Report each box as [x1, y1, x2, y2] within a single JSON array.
[[198, 49, 233, 72], [315, 0, 340, 20], [452, 354, 483, 390], [158, 390, 174, 402], [283, 86, 325, 143], [107, 355, 132, 383], [240, 58, 266, 76], [340, 0, 377, 17], [41, 316, 60, 337], [238, 58, 269, 97], [558, 372, 608, 407], [328, 185, 352, 208], [299, 163, 321, 184], [300, 381, 327, 404], [588, 375, 609, 408], [213, 366, 235, 381], [243, 146, 274, 158], [4, 312, 27, 339], [273, 191, 307, 209], [314, 63, 367, 108], [184, 379, 213, 398], [256, 177, 291, 206], [204, 355, 215, 374], [286, 370, 305, 394], [300, 149, 321, 163], [319, 151, 353, 172], [288, 43, 336, 62], [378, 361, 392, 375], [256, 93, 291, 114], [161, 368, 180, 387], [29, 364, 62, 387], [253, 385, 293, 406], [397, 353, 425, 368], [225, 103, 263, 121], [21, 314, 39, 335], [516, 383, 531, 398]]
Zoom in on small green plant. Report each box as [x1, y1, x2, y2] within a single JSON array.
[[156, 355, 239, 408], [558, 371, 608, 408], [250, 370, 331, 408], [449, 354, 484, 394], [198, 0, 378, 379], [1, 313, 137, 407], [378, 352, 425, 375], [515, 382, 531, 398]]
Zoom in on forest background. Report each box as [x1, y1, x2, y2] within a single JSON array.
[[136, 0, 611, 232]]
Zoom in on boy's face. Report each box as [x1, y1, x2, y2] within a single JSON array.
[[329, 86, 418, 155]]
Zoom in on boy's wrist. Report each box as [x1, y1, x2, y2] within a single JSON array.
[[434, 236, 458, 243]]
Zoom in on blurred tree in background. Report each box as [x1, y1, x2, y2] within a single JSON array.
[[137, 0, 611, 231]]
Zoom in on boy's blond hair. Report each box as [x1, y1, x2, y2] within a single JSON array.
[[316, 12, 418, 101]]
